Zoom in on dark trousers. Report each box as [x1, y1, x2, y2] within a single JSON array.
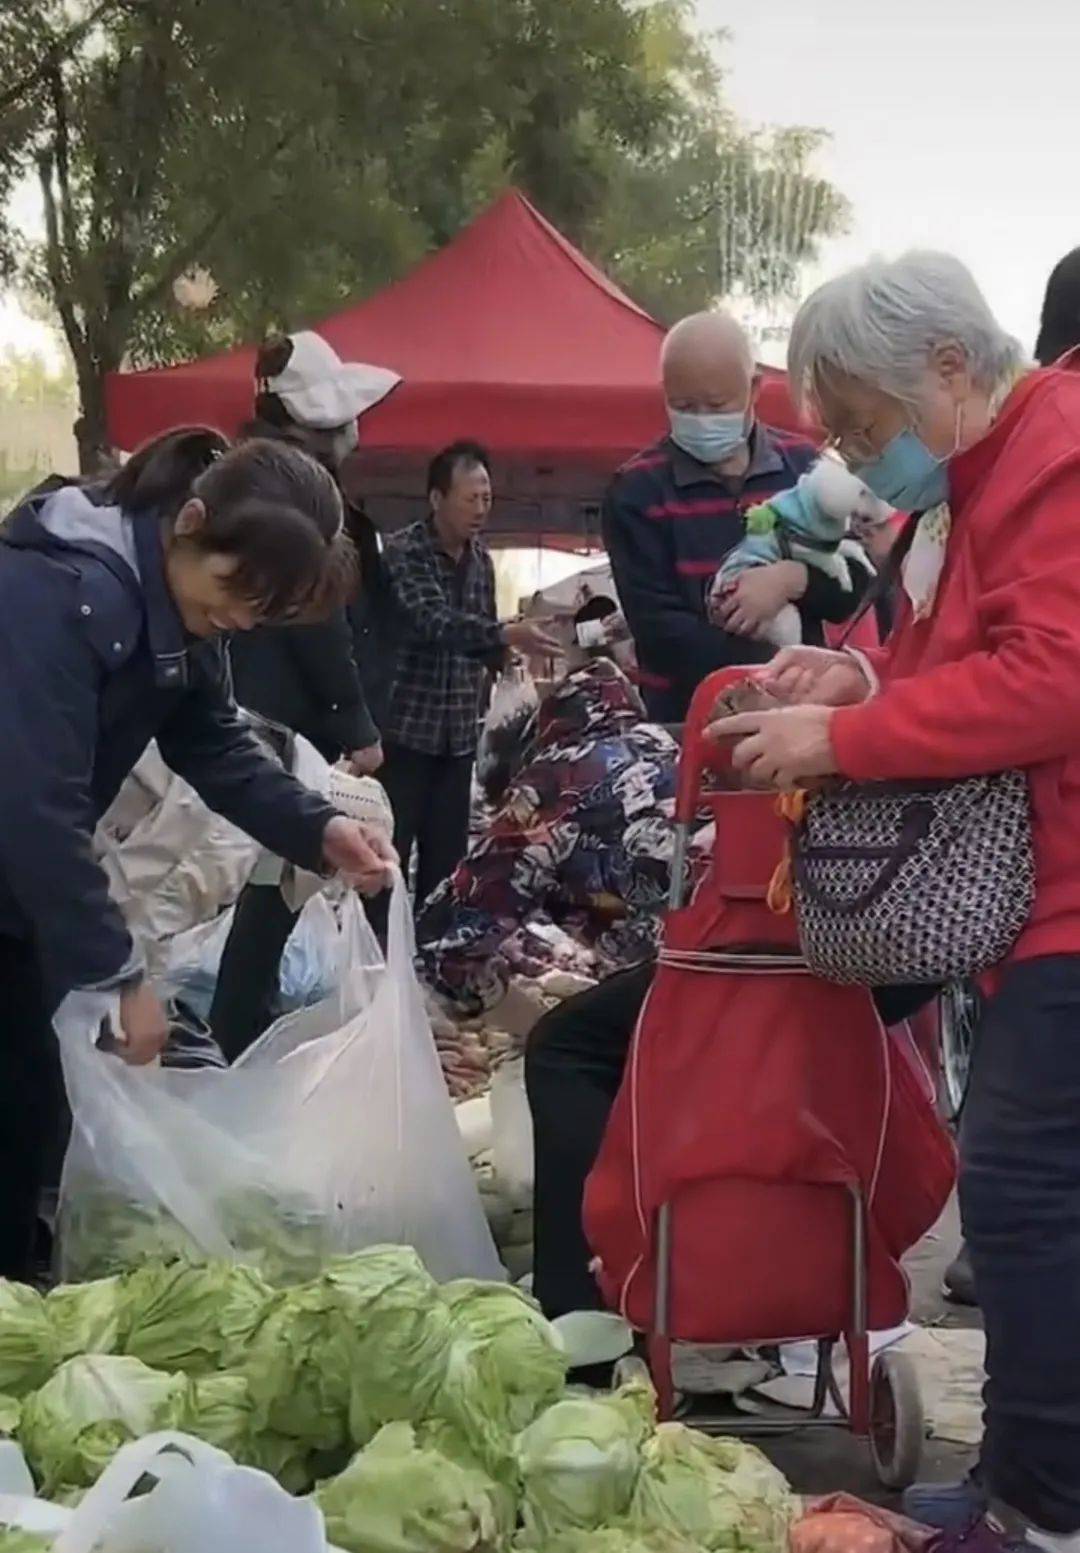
[[379, 744, 474, 911], [209, 883, 297, 1064], [961, 956, 1080, 1533], [525, 961, 654, 1319], [0, 937, 63, 1280]]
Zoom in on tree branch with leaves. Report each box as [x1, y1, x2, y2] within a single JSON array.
[[0, 0, 848, 470]]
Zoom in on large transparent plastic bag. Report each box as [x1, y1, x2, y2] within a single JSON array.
[[57, 878, 501, 1286], [0, 1431, 338, 1552]]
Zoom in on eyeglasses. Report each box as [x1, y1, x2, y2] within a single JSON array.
[[822, 427, 880, 466]]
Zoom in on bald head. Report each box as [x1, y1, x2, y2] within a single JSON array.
[[661, 311, 756, 412]]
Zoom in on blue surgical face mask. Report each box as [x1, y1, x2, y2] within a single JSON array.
[[668, 408, 749, 465], [853, 406, 962, 512], [853, 430, 947, 512]]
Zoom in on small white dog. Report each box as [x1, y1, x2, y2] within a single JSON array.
[[708, 457, 894, 647]]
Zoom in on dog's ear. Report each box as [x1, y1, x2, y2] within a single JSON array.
[[255, 335, 294, 382], [806, 455, 867, 518]]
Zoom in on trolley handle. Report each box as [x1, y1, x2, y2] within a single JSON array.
[[674, 667, 767, 823]]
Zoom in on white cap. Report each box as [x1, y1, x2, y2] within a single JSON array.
[[264, 331, 401, 431]]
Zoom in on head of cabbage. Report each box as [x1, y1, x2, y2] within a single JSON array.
[[19, 1355, 186, 1494], [120, 1260, 272, 1375], [0, 1397, 21, 1438], [0, 1284, 59, 1399], [323, 1248, 453, 1445], [314, 1422, 506, 1553], [438, 1281, 566, 1443], [242, 1280, 353, 1453], [0, 1531, 54, 1551], [179, 1372, 253, 1461], [628, 1425, 793, 1553], [515, 1383, 654, 1541], [44, 1277, 124, 1361]]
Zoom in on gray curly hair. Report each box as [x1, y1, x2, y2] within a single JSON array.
[[788, 251, 1026, 414]]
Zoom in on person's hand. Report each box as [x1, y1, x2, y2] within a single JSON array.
[[116, 982, 170, 1067], [322, 815, 397, 896], [707, 704, 838, 791], [716, 562, 806, 637], [762, 646, 873, 707], [504, 618, 561, 655], [348, 741, 384, 776]]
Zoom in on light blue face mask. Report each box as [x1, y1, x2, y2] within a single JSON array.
[[668, 408, 749, 465], [854, 408, 963, 512]]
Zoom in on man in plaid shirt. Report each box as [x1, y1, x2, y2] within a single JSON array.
[[381, 441, 557, 910]]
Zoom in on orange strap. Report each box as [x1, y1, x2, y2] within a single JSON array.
[[766, 789, 808, 915]]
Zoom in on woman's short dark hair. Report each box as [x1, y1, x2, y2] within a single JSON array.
[[1036, 247, 1080, 367], [427, 440, 491, 498], [105, 426, 353, 621]]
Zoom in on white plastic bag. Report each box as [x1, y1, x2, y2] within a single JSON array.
[[57, 1433, 332, 1553], [0, 1432, 339, 1552], [58, 878, 501, 1285], [279, 893, 342, 1010]]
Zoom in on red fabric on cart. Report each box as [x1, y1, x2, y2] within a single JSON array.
[[584, 671, 956, 1345]]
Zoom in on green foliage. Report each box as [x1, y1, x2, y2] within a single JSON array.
[[0, 0, 847, 468]]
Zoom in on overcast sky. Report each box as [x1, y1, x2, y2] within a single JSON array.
[[4, 1, 1079, 364], [702, 0, 1080, 356]]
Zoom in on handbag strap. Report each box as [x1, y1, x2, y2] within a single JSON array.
[[837, 511, 921, 647]]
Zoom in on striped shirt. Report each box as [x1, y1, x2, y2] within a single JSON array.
[[603, 426, 856, 721]]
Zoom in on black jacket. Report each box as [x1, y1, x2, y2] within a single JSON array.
[[346, 501, 394, 733], [229, 609, 379, 762], [0, 486, 337, 1005]]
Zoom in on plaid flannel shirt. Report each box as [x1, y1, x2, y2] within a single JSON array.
[[382, 516, 503, 756]]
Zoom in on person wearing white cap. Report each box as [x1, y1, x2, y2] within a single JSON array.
[[230, 332, 401, 769], [210, 332, 400, 1057]]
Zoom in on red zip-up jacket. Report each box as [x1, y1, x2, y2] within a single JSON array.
[[830, 354, 1080, 964]]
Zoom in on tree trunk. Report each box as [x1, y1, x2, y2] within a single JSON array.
[[73, 361, 118, 477]]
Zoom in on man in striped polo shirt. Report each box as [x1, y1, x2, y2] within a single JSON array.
[[604, 312, 867, 723]]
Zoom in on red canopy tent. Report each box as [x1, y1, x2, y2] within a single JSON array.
[[106, 191, 812, 545]]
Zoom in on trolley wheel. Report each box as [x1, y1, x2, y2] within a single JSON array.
[[939, 980, 981, 1124], [868, 1350, 924, 1490], [612, 1355, 653, 1391]]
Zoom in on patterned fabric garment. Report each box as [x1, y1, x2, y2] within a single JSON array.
[[415, 657, 706, 1016], [381, 515, 502, 756]]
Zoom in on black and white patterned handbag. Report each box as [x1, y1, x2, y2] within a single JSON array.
[[791, 769, 1035, 986]]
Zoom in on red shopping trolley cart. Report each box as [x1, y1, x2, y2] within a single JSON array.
[[584, 667, 956, 1489]]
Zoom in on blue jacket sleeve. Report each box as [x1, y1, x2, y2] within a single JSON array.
[[155, 642, 338, 872], [0, 562, 138, 1001], [602, 478, 770, 686]]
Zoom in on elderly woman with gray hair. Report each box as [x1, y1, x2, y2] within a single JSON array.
[[716, 252, 1080, 1543]]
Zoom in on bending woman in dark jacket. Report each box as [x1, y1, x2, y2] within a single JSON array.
[[0, 426, 394, 1279]]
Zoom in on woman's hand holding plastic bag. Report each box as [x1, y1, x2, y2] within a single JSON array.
[[321, 817, 397, 897], [115, 985, 169, 1067]]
